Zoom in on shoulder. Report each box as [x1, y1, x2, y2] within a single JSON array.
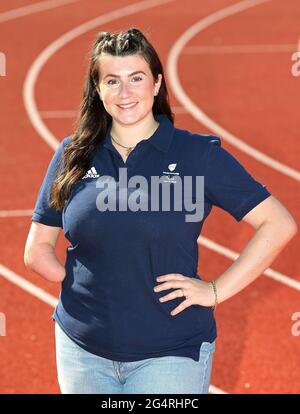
[[54, 135, 73, 156], [61, 134, 73, 148], [49, 135, 73, 165], [173, 125, 221, 154]]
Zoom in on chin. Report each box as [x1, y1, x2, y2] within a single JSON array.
[[114, 113, 148, 126]]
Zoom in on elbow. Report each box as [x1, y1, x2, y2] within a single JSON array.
[[281, 215, 298, 241], [24, 242, 39, 270], [24, 246, 34, 270], [23, 242, 64, 283], [288, 218, 298, 237], [263, 212, 298, 243]]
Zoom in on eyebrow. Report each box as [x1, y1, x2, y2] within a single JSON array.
[[104, 70, 147, 80]]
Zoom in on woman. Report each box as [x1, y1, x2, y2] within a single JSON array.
[[24, 28, 297, 394]]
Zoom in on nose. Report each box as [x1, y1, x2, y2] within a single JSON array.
[[118, 81, 131, 98]]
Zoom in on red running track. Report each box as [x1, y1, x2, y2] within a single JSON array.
[[0, 0, 299, 393]]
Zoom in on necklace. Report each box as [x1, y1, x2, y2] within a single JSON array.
[[110, 134, 136, 156], [110, 122, 160, 156]]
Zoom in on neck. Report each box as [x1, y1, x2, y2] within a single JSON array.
[[110, 113, 159, 147]]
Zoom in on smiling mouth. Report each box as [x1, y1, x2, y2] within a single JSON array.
[[117, 102, 138, 110]]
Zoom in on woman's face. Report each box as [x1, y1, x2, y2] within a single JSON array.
[[97, 53, 162, 126]]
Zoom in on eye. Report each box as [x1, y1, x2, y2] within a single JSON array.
[[106, 76, 143, 86], [131, 76, 142, 82], [107, 79, 118, 85]]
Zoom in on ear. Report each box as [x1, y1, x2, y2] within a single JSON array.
[[154, 74, 163, 96]]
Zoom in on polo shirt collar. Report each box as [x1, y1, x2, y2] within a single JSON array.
[[102, 113, 175, 153]]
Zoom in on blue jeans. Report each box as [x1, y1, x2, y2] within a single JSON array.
[[54, 322, 216, 394]]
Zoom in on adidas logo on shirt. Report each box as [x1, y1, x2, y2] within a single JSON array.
[[82, 166, 100, 179]]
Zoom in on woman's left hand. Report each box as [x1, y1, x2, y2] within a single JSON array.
[[153, 273, 216, 316]]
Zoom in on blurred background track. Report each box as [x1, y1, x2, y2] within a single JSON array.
[[0, 0, 299, 393]]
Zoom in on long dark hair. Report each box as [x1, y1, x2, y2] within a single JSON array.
[[50, 27, 174, 211]]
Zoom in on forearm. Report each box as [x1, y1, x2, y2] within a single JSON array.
[[215, 220, 297, 304], [25, 243, 66, 283]]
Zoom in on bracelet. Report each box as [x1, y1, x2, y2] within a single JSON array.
[[210, 280, 218, 310]]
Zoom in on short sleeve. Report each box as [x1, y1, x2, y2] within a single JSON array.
[[204, 137, 271, 222], [31, 136, 72, 227]]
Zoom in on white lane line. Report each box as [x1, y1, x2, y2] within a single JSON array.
[[39, 106, 188, 119], [0, 263, 58, 308], [0, 209, 33, 218], [23, 0, 176, 151], [199, 236, 300, 292], [172, 106, 189, 114], [209, 385, 228, 394], [40, 110, 78, 119], [167, 0, 300, 182], [0, 0, 80, 23], [184, 43, 298, 54]]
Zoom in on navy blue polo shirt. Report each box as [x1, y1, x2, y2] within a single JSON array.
[[32, 113, 271, 362]]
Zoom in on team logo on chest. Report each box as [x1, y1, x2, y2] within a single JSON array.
[[162, 162, 179, 183]]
